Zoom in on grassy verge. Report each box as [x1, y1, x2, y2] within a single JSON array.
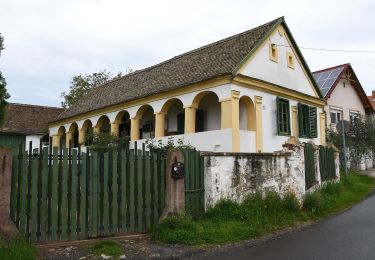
[[0, 236, 36, 260], [89, 240, 123, 258], [152, 171, 375, 246]]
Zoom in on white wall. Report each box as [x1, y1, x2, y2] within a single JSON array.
[[198, 94, 221, 131], [233, 83, 322, 152], [239, 25, 318, 97], [167, 101, 184, 132], [131, 129, 232, 152], [325, 79, 366, 126], [25, 135, 44, 151], [240, 130, 256, 153]]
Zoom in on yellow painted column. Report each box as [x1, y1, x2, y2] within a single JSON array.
[[111, 123, 120, 136], [51, 135, 61, 148], [220, 90, 240, 152], [130, 117, 140, 141], [291, 106, 298, 137], [155, 112, 166, 138], [320, 112, 326, 145], [93, 126, 100, 134], [184, 106, 196, 134], [78, 129, 86, 146], [255, 96, 263, 153], [66, 132, 73, 148]]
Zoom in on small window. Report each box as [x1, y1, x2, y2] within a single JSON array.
[[286, 51, 295, 69], [276, 97, 290, 136], [330, 110, 342, 124], [269, 44, 278, 62], [349, 111, 361, 124]]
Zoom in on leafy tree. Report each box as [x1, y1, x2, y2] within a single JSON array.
[[327, 116, 375, 169], [0, 33, 10, 126], [61, 68, 133, 108]]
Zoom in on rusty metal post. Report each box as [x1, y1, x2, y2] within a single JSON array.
[[161, 149, 185, 219], [0, 148, 18, 240]]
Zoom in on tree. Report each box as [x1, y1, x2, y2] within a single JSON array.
[[0, 33, 10, 126], [61, 68, 133, 108]]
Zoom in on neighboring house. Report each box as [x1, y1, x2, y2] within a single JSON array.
[[0, 103, 64, 153], [367, 90, 375, 112], [49, 17, 326, 153], [312, 64, 374, 130]]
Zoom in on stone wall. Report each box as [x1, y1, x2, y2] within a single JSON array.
[[203, 142, 340, 208]]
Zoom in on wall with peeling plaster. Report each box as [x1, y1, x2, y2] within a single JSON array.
[[203, 143, 340, 209]]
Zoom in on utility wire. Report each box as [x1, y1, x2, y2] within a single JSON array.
[[274, 44, 375, 54]]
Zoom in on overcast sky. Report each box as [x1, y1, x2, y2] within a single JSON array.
[[0, 0, 374, 107]]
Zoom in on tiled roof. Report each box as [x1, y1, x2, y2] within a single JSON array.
[[0, 103, 64, 135], [313, 64, 374, 114], [57, 17, 282, 120]]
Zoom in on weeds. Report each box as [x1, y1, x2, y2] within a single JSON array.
[[152, 172, 375, 246]]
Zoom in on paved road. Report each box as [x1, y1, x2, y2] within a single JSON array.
[[202, 194, 375, 260]]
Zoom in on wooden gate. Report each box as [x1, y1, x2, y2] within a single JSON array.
[[183, 149, 205, 218], [304, 143, 316, 189], [10, 143, 166, 243], [319, 146, 336, 181]]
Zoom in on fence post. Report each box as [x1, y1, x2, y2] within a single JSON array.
[[0, 148, 18, 240], [161, 149, 184, 219]]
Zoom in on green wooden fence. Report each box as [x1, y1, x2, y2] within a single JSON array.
[[183, 149, 205, 218], [304, 143, 316, 189], [10, 143, 167, 243], [319, 146, 336, 181]]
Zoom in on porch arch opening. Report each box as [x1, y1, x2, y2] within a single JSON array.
[[68, 122, 79, 148], [114, 111, 131, 139], [193, 91, 221, 132], [136, 105, 155, 139], [95, 115, 111, 134], [160, 98, 184, 135], [57, 126, 66, 148], [239, 96, 256, 131]]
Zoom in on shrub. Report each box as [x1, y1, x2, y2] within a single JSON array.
[[203, 199, 242, 222], [303, 192, 324, 213], [282, 192, 300, 212]]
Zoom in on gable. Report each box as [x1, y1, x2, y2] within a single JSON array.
[[236, 25, 319, 98], [328, 79, 366, 115]]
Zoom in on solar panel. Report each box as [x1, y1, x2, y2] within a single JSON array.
[[313, 66, 344, 96]]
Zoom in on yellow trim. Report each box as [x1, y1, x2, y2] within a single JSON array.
[[220, 90, 240, 152], [130, 117, 140, 141], [66, 132, 73, 148], [255, 96, 263, 152], [155, 112, 166, 138], [110, 123, 119, 136], [236, 25, 320, 98], [184, 106, 196, 134], [269, 43, 278, 63], [320, 113, 326, 145], [49, 76, 231, 127], [291, 106, 298, 137], [233, 75, 325, 108], [286, 51, 295, 69], [93, 126, 100, 134], [52, 135, 60, 148], [78, 129, 86, 145]]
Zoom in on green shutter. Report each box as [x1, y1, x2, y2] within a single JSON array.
[[276, 97, 290, 136], [195, 110, 204, 132], [298, 103, 303, 137], [309, 106, 317, 138], [177, 113, 185, 134]]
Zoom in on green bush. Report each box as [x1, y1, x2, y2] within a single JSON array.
[[303, 192, 324, 213], [90, 240, 122, 257], [0, 237, 36, 260]]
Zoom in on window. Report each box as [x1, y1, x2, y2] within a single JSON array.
[[286, 51, 295, 69], [330, 110, 342, 124], [276, 97, 290, 135], [349, 111, 361, 124], [298, 103, 317, 138], [269, 44, 278, 62]]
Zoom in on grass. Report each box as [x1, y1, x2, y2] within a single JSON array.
[[152, 171, 375, 246], [90, 240, 123, 258], [0, 236, 37, 260]]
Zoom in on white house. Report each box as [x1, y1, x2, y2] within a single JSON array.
[[48, 17, 326, 153], [313, 63, 374, 130]]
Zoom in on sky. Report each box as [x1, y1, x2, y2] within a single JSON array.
[[0, 0, 374, 107]]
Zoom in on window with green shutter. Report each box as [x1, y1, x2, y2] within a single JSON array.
[[276, 97, 291, 135], [298, 103, 318, 138]]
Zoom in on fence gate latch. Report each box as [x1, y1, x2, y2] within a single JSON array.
[[171, 161, 184, 178]]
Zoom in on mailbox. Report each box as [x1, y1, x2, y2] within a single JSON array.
[[171, 162, 184, 178]]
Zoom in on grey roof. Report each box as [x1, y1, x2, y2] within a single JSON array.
[[57, 17, 282, 120], [312, 64, 347, 97]]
